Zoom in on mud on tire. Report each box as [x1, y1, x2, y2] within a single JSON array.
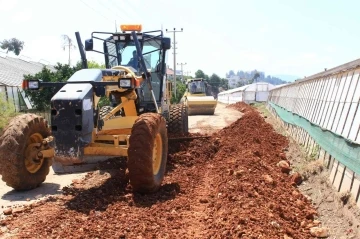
[[0, 114, 52, 191], [168, 104, 189, 135], [127, 113, 168, 193]]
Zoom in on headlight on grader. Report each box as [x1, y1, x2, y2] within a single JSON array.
[[22, 79, 41, 90], [118, 78, 132, 88]]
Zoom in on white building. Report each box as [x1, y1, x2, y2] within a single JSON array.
[[0, 53, 55, 111], [218, 82, 276, 104]]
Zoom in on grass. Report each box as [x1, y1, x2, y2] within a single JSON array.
[[252, 102, 271, 117], [309, 144, 320, 160], [0, 93, 18, 133], [294, 159, 324, 181], [252, 102, 288, 136]]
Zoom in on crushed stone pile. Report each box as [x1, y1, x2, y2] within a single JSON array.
[[1, 102, 318, 239]]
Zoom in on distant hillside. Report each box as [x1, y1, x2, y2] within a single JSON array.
[[226, 70, 290, 85], [272, 74, 300, 82]]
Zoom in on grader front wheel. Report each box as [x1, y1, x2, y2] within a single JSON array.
[[0, 114, 52, 191], [127, 113, 168, 193]]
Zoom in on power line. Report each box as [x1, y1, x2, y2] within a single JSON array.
[[96, 0, 129, 23], [79, 0, 113, 23], [121, 0, 145, 23], [177, 62, 187, 82], [110, 0, 139, 23]]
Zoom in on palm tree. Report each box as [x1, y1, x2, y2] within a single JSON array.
[[249, 71, 261, 84], [253, 72, 260, 83], [0, 38, 25, 55], [61, 35, 76, 65]]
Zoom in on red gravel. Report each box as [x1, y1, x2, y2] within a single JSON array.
[[1, 102, 317, 239]]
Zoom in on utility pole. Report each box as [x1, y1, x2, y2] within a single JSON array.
[[177, 62, 187, 83], [166, 27, 183, 99], [184, 71, 191, 77], [61, 35, 76, 66]]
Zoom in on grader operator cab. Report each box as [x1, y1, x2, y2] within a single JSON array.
[[181, 78, 217, 115], [0, 25, 189, 193]]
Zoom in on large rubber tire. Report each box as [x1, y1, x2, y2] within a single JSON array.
[[182, 104, 189, 134], [127, 113, 168, 193], [168, 104, 189, 135], [0, 114, 52, 191]]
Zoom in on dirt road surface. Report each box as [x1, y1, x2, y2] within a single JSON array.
[[0, 103, 241, 213], [188, 103, 243, 134], [0, 102, 326, 238]]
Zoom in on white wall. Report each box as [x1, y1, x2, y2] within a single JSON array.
[[268, 61, 360, 208], [269, 69, 360, 143]]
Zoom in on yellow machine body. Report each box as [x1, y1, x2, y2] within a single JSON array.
[[182, 78, 217, 115]]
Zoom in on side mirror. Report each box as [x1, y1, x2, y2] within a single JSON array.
[[85, 39, 93, 51], [162, 37, 171, 50]]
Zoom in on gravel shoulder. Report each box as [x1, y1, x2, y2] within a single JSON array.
[[254, 102, 360, 239]]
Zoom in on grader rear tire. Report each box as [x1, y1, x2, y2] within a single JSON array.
[[127, 113, 168, 193], [0, 114, 52, 191], [181, 104, 189, 134], [168, 104, 189, 135]]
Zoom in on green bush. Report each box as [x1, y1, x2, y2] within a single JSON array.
[[171, 81, 186, 104], [24, 63, 82, 111]]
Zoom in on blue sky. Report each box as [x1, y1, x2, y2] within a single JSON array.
[[1, 0, 359, 79]]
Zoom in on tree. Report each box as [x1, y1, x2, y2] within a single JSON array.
[[171, 81, 186, 104], [220, 78, 229, 90], [209, 74, 221, 86], [24, 63, 82, 111], [227, 70, 235, 77], [249, 71, 260, 84], [88, 60, 106, 69], [195, 69, 206, 79], [76, 60, 106, 69], [0, 38, 24, 55], [61, 35, 77, 65], [236, 81, 245, 88], [24, 60, 110, 111], [228, 68, 287, 85]]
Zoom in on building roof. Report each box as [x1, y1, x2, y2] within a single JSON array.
[[166, 67, 182, 76], [218, 82, 276, 95], [166, 68, 174, 75], [0, 54, 56, 87]]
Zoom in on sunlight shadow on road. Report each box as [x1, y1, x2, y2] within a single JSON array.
[[1, 182, 61, 203]]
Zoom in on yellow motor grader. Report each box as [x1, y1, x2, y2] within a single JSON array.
[[0, 25, 189, 193]]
